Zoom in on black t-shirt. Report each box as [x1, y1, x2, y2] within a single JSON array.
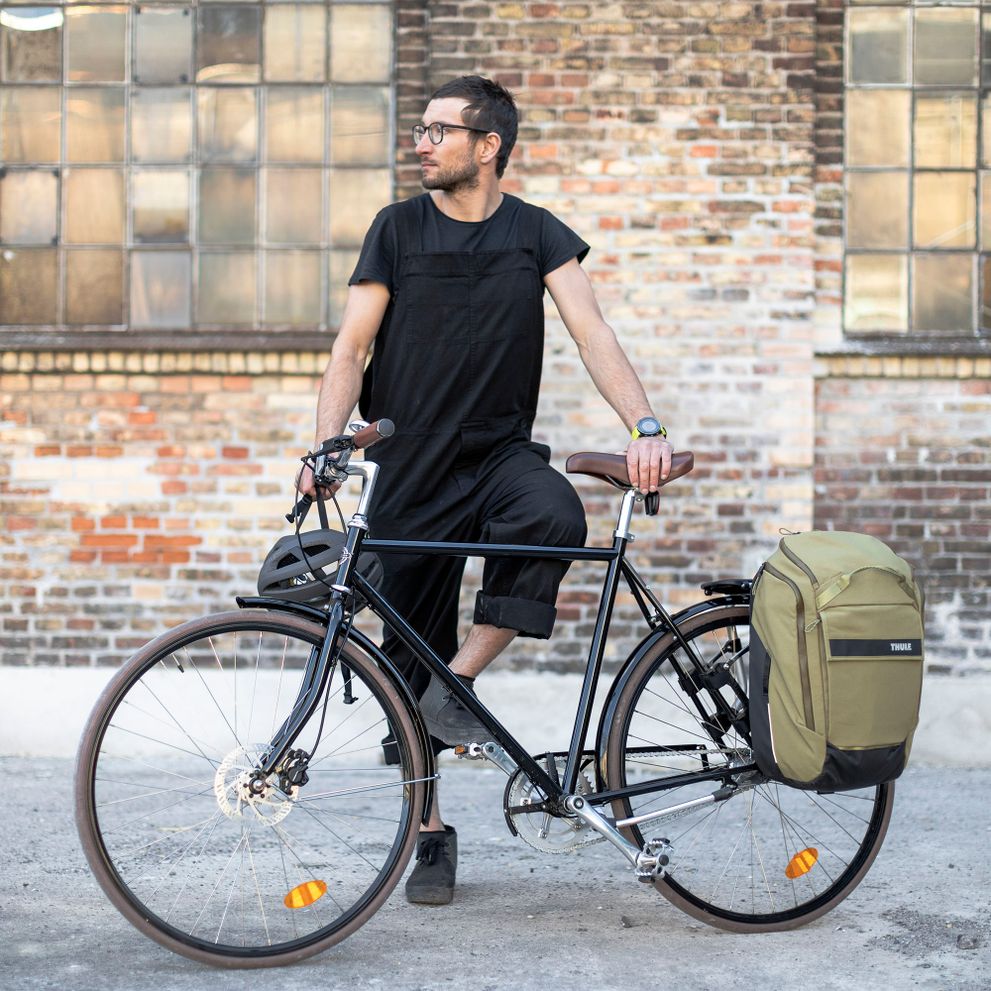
[[349, 193, 590, 292]]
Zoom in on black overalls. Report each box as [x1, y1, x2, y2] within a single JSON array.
[[359, 197, 588, 733]]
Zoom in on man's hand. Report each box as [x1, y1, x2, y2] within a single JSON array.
[[626, 436, 673, 494], [295, 462, 342, 501]]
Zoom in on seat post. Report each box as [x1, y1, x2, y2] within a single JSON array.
[[614, 488, 638, 541]]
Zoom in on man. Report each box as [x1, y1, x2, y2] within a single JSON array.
[[298, 76, 672, 905]]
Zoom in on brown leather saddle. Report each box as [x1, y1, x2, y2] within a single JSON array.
[[565, 451, 694, 489]]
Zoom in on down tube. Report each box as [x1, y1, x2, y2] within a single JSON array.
[[350, 571, 562, 798]]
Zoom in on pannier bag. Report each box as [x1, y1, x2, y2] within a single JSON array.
[[749, 531, 924, 791]]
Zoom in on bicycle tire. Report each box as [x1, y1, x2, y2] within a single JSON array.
[[75, 609, 427, 967], [601, 603, 894, 932]]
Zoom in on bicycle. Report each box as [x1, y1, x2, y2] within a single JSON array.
[[75, 420, 895, 968]]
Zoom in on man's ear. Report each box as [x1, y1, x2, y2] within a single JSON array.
[[478, 131, 502, 169]]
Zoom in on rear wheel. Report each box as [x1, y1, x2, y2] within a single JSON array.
[[76, 610, 426, 967], [602, 604, 894, 932]]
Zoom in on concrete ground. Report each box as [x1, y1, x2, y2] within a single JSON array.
[[1, 758, 988, 991]]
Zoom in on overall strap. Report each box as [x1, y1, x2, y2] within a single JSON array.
[[393, 195, 424, 259], [516, 201, 544, 257]]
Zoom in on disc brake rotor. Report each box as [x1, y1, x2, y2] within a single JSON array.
[[214, 744, 296, 826], [504, 755, 600, 854]]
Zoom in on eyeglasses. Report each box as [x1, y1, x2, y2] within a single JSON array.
[[412, 122, 491, 145]]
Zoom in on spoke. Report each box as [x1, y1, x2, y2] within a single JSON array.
[[290, 801, 383, 873], [119, 695, 225, 765], [136, 678, 226, 768], [307, 693, 379, 767], [271, 636, 290, 737], [159, 811, 226, 916], [631, 708, 724, 748], [296, 774, 428, 803], [111, 812, 218, 861], [99, 783, 216, 836], [191, 832, 248, 937], [96, 779, 216, 808], [100, 753, 217, 786], [107, 723, 221, 769], [188, 645, 244, 753], [243, 831, 271, 947]]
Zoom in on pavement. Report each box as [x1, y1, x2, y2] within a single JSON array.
[[1, 758, 988, 991]]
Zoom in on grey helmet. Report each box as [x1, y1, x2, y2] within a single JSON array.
[[257, 530, 381, 605]]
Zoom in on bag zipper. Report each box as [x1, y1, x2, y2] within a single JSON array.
[[763, 563, 816, 732], [780, 539, 818, 585]]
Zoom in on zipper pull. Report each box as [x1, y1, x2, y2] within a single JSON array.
[[805, 618, 820, 633]]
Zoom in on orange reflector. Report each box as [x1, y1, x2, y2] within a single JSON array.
[[785, 848, 819, 879], [283, 880, 327, 910]]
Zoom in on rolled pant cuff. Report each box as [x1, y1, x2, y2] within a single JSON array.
[[473, 592, 557, 640]]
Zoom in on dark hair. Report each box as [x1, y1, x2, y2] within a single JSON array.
[[429, 75, 518, 179]]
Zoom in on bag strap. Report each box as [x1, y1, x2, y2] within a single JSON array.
[[816, 567, 919, 611]]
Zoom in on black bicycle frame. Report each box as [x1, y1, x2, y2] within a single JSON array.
[[256, 498, 754, 809]]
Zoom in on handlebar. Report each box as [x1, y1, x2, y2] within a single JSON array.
[[286, 418, 395, 525]]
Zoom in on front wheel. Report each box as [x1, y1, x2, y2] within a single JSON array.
[[75, 610, 427, 967], [601, 604, 894, 932]]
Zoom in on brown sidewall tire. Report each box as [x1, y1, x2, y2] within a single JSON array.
[[75, 610, 427, 968]]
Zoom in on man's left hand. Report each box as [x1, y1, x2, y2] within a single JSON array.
[[626, 436, 673, 494]]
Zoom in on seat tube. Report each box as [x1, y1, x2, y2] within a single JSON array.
[[562, 488, 637, 793]]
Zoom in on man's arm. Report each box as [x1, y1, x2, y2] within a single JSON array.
[[544, 258, 673, 493], [296, 281, 391, 497]]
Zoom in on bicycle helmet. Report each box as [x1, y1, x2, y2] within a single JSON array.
[[257, 530, 382, 606]]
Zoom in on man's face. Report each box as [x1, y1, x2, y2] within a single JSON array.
[[416, 98, 482, 193]]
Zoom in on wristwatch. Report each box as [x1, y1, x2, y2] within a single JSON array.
[[631, 416, 667, 440]]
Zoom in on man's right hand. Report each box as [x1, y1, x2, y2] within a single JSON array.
[[295, 462, 342, 501]]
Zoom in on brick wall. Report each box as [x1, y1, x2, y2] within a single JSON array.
[[1, 2, 822, 672], [815, 357, 991, 673], [5, 3, 986, 676]]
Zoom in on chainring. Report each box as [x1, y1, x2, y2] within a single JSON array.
[[503, 755, 601, 854]]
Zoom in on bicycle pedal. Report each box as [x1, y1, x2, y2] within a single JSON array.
[[453, 743, 486, 760], [635, 837, 674, 882]]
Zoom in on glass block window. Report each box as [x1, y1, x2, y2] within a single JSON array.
[[844, 1, 990, 337], [0, 2, 393, 333]]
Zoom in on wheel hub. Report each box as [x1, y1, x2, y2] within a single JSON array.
[[214, 744, 296, 825]]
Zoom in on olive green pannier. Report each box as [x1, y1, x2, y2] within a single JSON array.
[[749, 531, 925, 791]]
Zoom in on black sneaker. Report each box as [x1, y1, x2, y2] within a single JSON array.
[[405, 826, 457, 906], [418, 675, 489, 746]]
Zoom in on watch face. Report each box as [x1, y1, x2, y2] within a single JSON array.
[[637, 417, 661, 435]]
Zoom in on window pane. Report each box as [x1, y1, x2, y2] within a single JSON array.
[[64, 168, 125, 244], [913, 254, 973, 333], [134, 7, 192, 85], [0, 247, 57, 323], [914, 93, 977, 170], [199, 168, 256, 243], [133, 171, 190, 244], [329, 248, 358, 325], [847, 7, 909, 85], [981, 95, 991, 167], [131, 251, 191, 328], [65, 249, 124, 324], [196, 7, 261, 84], [265, 87, 324, 163], [0, 170, 58, 244], [915, 7, 978, 87], [0, 87, 60, 162], [66, 6, 126, 82], [913, 172, 976, 249], [264, 5, 325, 82], [197, 252, 256, 325], [983, 12, 991, 87], [981, 256, 991, 332], [982, 173, 991, 251], [198, 87, 258, 162], [330, 4, 392, 83], [265, 169, 322, 244], [329, 169, 390, 246], [0, 7, 62, 82], [844, 254, 908, 333], [845, 90, 910, 168], [265, 250, 321, 325], [331, 86, 390, 165], [131, 88, 192, 163], [846, 172, 908, 250], [66, 88, 125, 163]]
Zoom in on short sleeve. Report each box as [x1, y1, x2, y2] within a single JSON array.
[[348, 207, 400, 291], [538, 209, 590, 278]]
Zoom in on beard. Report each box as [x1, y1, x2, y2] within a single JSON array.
[[421, 149, 481, 193]]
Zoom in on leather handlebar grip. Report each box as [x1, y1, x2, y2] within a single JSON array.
[[352, 418, 395, 449]]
